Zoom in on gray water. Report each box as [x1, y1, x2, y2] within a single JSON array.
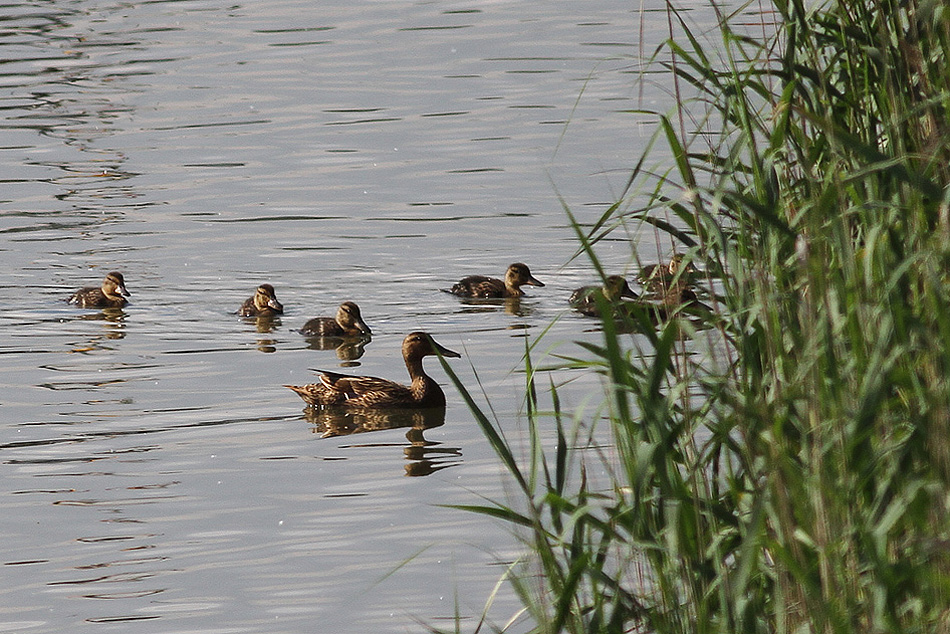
[[0, 1, 716, 631]]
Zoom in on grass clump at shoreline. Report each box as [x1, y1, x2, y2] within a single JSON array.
[[442, 0, 950, 632]]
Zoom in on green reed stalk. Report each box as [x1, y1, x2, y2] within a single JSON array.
[[444, 0, 950, 632]]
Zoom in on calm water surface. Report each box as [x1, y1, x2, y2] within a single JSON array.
[[0, 0, 720, 631]]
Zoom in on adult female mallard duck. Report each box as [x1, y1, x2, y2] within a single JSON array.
[[68, 271, 131, 308], [637, 254, 697, 293], [240, 284, 283, 317], [569, 275, 638, 316], [300, 301, 371, 337], [446, 262, 544, 298], [285, 332, 460, 408]]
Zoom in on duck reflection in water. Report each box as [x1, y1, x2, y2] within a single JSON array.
[[303, 334, 370, 362], [454, 295, 539, 318], [303, 407, 460, 477], [69, 307, 128, 351]]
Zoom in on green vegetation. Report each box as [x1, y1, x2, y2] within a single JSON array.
[[443, 0, 950, 631]]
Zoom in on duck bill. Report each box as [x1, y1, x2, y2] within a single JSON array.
[[268, 299, 284, 312], [356, 319, 372, 335], [118, 285, 131, 298], [525, 276, 545, 288], [429, 336, 461, 358], [620, 285, 638, 300]]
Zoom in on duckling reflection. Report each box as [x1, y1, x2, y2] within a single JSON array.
[[303, 333, 370, 362], [69, 308, 128, 351], [454, 295, 540, 318], [302, 407, 460, 477], [256, 335, 278, 353], [250, 314, 281, 334]]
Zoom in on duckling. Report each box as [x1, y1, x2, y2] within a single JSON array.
[[637, 254, 697, 293], [621, 285, 713, 323], [68, 271, 131, 308], [446, 262, 544, 298], [285, 332, 460, 408], [240, 284, 283, 317], [300, 301, 372, 337], [569, 275, 638, 316]]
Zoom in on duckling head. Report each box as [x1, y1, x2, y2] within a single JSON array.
[[103, 271, 131, 300], [255, 284, 283, 312], [337, 301, 372, 334], [604, 275, 638, 301], [505, 263, 544, 289]]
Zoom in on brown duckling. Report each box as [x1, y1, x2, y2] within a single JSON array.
[[637, 254, 697, 293], [446, 262, 544, 298], [620, 285, 713, 323], [569, 275, 638, 316], [285, 332, 460, 408], [240, 283, 283, 317], [300, 301, 372, 337], [68, 271, 131, 308]]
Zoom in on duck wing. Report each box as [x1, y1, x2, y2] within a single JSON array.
[[449, 275, 505, 298], [300, 317, 343, 336], [317, 370, 414, 405], [68, 287, 104, 307]]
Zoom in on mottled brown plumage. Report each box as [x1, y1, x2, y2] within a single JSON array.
[[637, 254, 697, 294], [446, 262, 544, 298], [300, 301, 371, 337], [620, 285, 712, 323], [285, 332, 460, 408], [68, 271, 131, 308], [569, 275, 638, 316], [240, 284, 283, 317]]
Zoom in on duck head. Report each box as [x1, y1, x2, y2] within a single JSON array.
[[254, 284, 283, 313], [505, 263, 544, 290], [337, 301, 372, 335], [604, 275, 638, 301], [103, 271, 131, 301], [403, 331, 461, 363]]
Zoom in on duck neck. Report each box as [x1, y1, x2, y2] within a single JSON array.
[[405, 354, 426, 382], [406, 355, 445, 405]]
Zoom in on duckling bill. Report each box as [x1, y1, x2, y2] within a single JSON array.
[[445, 262, 544, 298], [68, 271, 131, 308], [240, 284, 283, 317], [285, 332, 460, 408], [300, 301, 371, 337]]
